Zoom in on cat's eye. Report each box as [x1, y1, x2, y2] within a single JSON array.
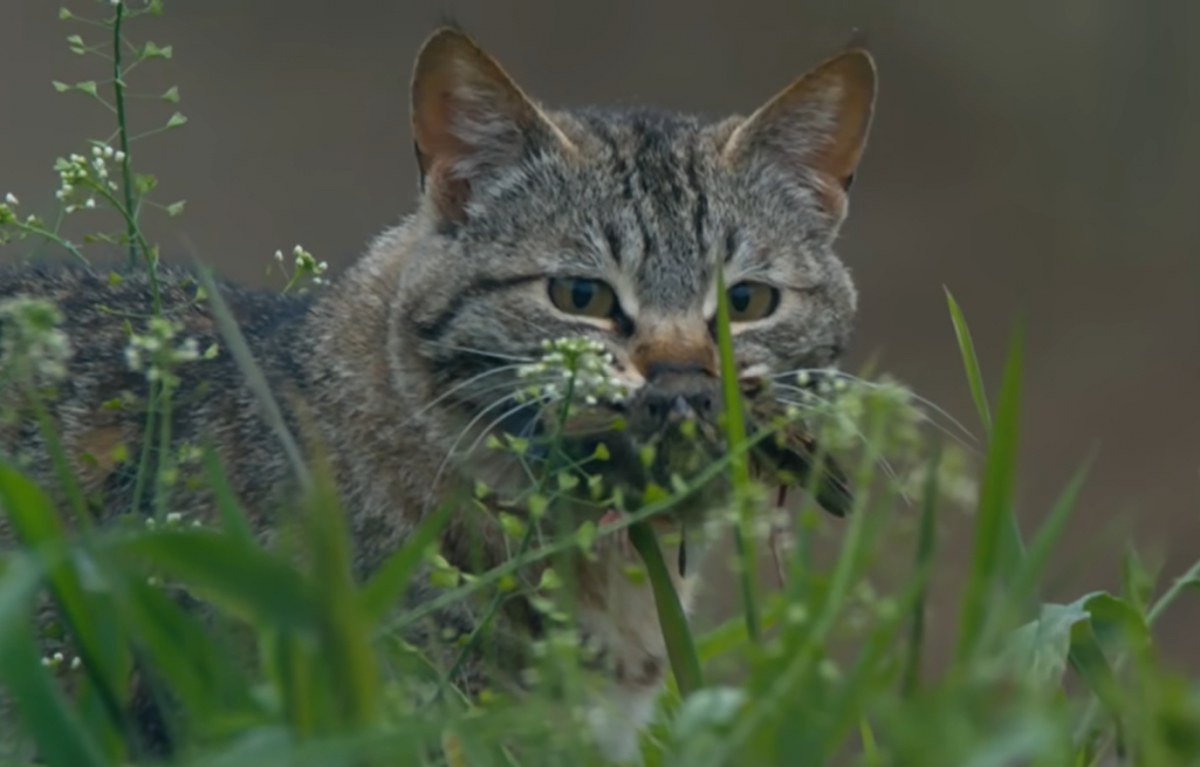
[[726, 282, 780, 322], [548, 277, 617, 319]]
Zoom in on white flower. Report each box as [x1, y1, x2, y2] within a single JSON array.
[[274, 250, 284, 262], [84, 198, 96, 209], [92, 146, 103, 157], [102, 146, 114, 159], [113, 150, 126, 162], [4, 193, 17, 205]]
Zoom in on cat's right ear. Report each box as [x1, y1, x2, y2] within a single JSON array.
[[411, 28, 571, 224]]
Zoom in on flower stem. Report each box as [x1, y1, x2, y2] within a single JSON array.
[[111, 1, 139, 269]]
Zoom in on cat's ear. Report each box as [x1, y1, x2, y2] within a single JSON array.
[[410, 27, 571, 224], [722, 47, 877, 217]]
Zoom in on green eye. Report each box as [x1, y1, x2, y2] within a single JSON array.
[[548, 278, 617, 318], [726, 282, 780, 322]]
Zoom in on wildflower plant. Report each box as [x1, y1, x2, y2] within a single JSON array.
[[270, 244, 330, 294]]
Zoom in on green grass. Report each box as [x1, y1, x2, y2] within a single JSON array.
[[2, 4, 1200, 766]]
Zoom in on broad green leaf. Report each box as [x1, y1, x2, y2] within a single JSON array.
[[109, 565, 262, 739], [1002, 598, 1093, 687], [0, 555, 106, 767], [0, 460, 130, 745], [117, 529, 314, 630], [1000, 591, 1145, 690]]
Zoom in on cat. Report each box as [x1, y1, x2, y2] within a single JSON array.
[[0, 25, 876, 763]]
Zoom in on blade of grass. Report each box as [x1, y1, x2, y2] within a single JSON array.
[[945, 291, 1027, 568], [188, 251, 310, 492], [944, 288, 992, 434], [629, 521, 704, 696], [360, 498, 456, 625], [303, 455, 379, 731], [993, 454, 1095, 640], [0, 554, 107, 767], [714, 267, 761, 644], [201, 443, 255, 544], [117, 529, 314, 630], [821, 570, 933, 761], [953, 321, 1024, 672], [108, 563, 262, 735], [901, 441, 941, 697], [0, 459, 134, 751], [697, 413, 888, 767]]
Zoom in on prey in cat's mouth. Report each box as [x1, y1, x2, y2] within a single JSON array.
[[491, 343, 853, 558]]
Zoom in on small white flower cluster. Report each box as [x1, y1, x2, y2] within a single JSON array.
[[124, 317, 212, 382], [144, 511, 202, 529], [53, 146, 123, 213], [0, 297, 72, 382], [275, 244, 329, 288], [40, 652, 82, 671], [0, 193, 26, 227], [516, 337, 628, 406]]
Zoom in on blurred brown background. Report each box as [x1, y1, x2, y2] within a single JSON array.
[[3, 1, 1199, 670]]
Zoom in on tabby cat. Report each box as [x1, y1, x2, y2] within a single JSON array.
[[0, 26, 876, 763]]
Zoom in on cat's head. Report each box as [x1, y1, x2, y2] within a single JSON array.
[[394, 27, 875, 520]]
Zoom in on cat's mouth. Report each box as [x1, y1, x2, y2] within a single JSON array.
[[494, 378, 852, 525]]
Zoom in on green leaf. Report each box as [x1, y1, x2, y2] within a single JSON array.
[[303, 459, 379, 730], [1120, 545, 1158, 615], [0, 460, 131, 741], [628, 521, 704, 695], [696, 597, 785, 662], [107, 565, 261, 736], [133, 173, 158, 196], [1001, 455, 1094, 630], [200, 444, 254, 543], [901, 441, 941, 696], [1001, 597, 1092, 687], [140, 41, 173, 59], [166, 112, 188, 129], [74, 81, 98, 97], [944, 288, 992, 434], [1000, 591, 1146, 690], [116, 529, 315, 630], [953, 321, 1024, 669], [160, 85, 180, 103], [0, 555, 107, 767], [714, 269, 760, 643], [360, 500, 455, 625]]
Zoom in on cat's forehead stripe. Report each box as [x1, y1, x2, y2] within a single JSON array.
[[575, 108, 715, 312]]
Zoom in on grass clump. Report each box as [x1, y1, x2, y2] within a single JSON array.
[[1, 3, 1199, 766]]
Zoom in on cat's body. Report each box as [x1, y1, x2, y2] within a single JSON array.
[[0, 27, 876, 763]]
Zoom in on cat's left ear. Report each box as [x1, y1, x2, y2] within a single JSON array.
[[410, 27, 573, 225], [722, 47, 877, 218]]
